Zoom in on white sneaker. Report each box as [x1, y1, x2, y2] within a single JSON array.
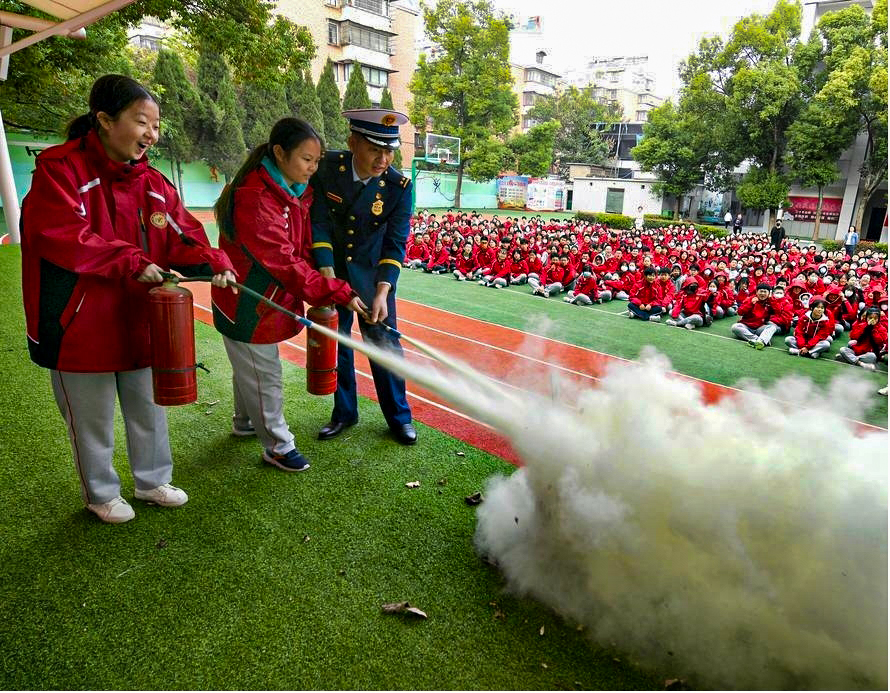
[[87, 496, 135, 524], [684, 323, 696, 330], [858, 361, 877, 372], [878, 386, 887, 396], [649, 315, 661, 322], [134, 483, 188, 507], [788, 348, 800, 356], [665, 319, 677, 327], [543, 289, 550, 298]]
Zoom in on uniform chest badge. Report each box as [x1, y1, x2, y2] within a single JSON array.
[[150, 212, 167, 228], [371, 199, 384, 216], [378, 180, 386, 187], [339, 165, 347, 172]]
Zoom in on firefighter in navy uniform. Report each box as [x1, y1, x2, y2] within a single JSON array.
[[309, 109, 417, 445]]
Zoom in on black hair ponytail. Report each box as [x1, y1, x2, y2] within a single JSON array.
[[214, 117, 323, 241], [66, 74, 156, 141]]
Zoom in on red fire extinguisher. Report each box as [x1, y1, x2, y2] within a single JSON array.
[[305, 305, 338, 395], [148, 281, 198, 406]]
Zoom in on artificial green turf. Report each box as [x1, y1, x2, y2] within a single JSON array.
[[394, 268, 889, 428], [0, 245, 661, 690]]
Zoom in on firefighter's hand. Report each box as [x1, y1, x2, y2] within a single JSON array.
[[137, 263, 165, 283], [368, 283, 390, 324], [211, 270, 238, 292], [319, 266, 336, 279]]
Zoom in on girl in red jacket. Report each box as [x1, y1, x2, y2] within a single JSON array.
[[212, 118, 366, 473], [665, 278, 708, 329], [785, 298, 835, 358], [836, 307, 888, 371], [453, 243, 476, 281], [21, 75, 236, 523]]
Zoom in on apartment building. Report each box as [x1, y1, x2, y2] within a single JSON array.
[[511, 51, 561, 133], [562, 55, 662, 123], [278, 0, 420, 164]]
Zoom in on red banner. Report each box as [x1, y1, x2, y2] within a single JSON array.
[[787, 196, 843, 223]]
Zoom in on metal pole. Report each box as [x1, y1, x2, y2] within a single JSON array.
[[0, 106, 20, 243]]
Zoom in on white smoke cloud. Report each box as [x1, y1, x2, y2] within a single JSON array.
[[320, 324, 887, 689], [474, 348, 887, 690]]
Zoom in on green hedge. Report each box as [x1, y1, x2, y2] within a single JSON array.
[[574, 211, 635, 229], [820, 240, 887, 255], [575, 211, 729, 238]]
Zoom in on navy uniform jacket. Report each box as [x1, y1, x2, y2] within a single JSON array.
[[309, 150, 412, 301]]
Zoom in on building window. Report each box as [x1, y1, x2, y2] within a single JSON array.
[[609, 71, 619, 83], [522, 116, 539, 129], [362, 65, 388, 87], [328, 20, 340, 46], [523, 92, 535, 106], [343, 22, 390, 53], [608, 89, 617, 99], [636, 110, 648, 121], [525, 69, 555, 87], [349, 0, 386, 15], [138, 36, 160, 51]]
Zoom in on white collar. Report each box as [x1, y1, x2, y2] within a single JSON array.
[[352, 162, 372, 185]]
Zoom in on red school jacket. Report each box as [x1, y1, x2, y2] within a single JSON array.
[[21, 130, 233, 372], [212, 167, 354, 344]]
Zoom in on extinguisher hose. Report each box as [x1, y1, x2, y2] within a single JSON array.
[[160, 272, 504, 398]]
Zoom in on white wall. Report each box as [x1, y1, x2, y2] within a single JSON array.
[[572, 177, 664, 216]]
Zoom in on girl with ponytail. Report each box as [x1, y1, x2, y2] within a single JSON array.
[[210, 117, 366, 473], [20, 74, 236, 524]]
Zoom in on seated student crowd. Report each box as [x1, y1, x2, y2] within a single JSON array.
[[404, 210, 889, 367]]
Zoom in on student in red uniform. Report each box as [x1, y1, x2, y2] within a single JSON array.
[[212, 118, 367, 473], [836, 307, 888, 371], [453, 243, 476, 281], [471, 237, 496, 279], [479, 247, 511, 288], [785, 297, 835, 358], [508, 249, 529, 285], [731, 283, 779, 349], [656, 266, 676, 312], [627, 267, 664, 321], [666, 278, 708, 330], [21, 75, 236, 523], [422, 238, 451, 274], [404, 231, 430, 269]]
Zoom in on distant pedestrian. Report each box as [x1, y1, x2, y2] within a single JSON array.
[[844, 225, 859, 258], [770, 219, 786, 250], [724, 210, 732, 229], [733, 213, 743, 235]]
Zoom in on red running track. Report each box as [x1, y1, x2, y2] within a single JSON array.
[[188, 284, 885, 464]]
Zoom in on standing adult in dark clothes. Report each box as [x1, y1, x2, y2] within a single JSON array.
[[770, 219, 786, 250]]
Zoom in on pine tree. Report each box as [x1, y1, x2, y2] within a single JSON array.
[[317, 58, 350, 150], [342, 63, 372, 110], [285, 69, 326, 143], [196, 48, 246, 180], [152, 49, 201, 201], [240, 81, 289, 150], [379, 87, 403, 170]]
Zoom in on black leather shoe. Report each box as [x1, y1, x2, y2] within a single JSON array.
[[391, 423, 417, 445], [318, 420, 357, 440]]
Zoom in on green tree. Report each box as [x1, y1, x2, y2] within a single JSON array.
[[379, 86, 402, 169], [408, 0, 517, 206], [285, 69, 326, 143], [317, 59, 350, 150], [0, 0, 132, 134], [811, 0, 887, 232], [152, 49, 200, 201], [118, 1, 315, 86], [506, 121, 558, 177], [787, 100, 857, 239], [678, 0, 809, 225], [239, 80, 288, 150], [342, 64, 373, 110], [195, 47, 246, 180], [631, 100, 705, 220], [526, 86, 617, 177]]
